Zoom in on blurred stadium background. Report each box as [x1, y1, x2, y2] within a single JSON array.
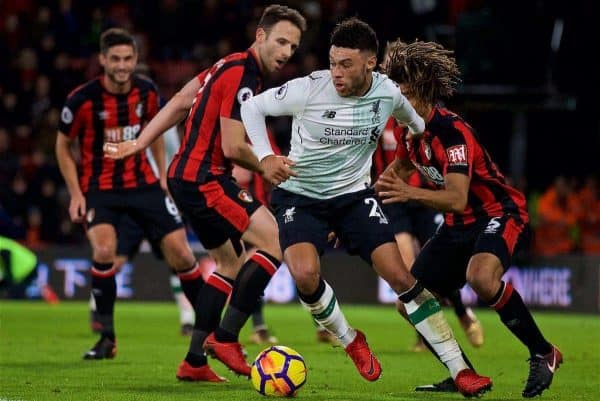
[[0, 1, 599, 399]]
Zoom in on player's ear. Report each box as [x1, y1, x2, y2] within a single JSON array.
[[256, 27, 267, 44], [98, 52, 106, 68], [366, 53, 377, 72]]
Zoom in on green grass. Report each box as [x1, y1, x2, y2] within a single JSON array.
[[1, 302, 599, 400]]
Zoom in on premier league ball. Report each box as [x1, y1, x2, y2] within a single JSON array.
[[250, 345, 307, 397]]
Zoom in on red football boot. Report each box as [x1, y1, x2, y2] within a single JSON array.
[[344, 330, 382, 381], [454, 369, 492, 397], [203, 333, 251, 377], [176, 360, 226, 382]]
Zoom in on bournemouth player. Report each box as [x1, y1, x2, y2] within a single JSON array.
[[241, 18, 491, 395], [55, 28, 203, 361], [88, 214, 195, 336], [103, 5, 306, 380], [377, 39, 562, 397], [374, 117, 484, 357]]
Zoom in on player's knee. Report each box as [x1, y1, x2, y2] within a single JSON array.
[[383, 268, 414, 294], [92, 244, 115, 263], [160, 230, 194, 267], [164, 243, 195, 270], [290, 266, 320, 295], [466, 265, 495, 298]]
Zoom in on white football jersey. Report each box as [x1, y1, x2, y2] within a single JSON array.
[[242, 69, 424, 199]]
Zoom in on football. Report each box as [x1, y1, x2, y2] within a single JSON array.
[[250, 345, 307, 397]]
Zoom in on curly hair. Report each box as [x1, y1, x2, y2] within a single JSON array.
[[382, 40, 461, 104]]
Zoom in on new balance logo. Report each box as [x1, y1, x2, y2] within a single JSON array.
[[322, 110, 336, 119]]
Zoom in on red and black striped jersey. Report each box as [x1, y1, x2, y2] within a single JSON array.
[[58, 75, 160, 193], [168, 49, 263, 183], [395, 106, 529, 227]]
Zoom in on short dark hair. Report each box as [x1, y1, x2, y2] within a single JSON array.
[[100, 28, 137, 54], [258, 4, 307, 33], [330, 17, 378, 54]]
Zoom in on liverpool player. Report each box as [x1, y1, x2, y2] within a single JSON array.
[[55, 28, 205, 365], [241, 18, 491, 394], [104, 5, 306, 380], [377, 39, 562, 398]]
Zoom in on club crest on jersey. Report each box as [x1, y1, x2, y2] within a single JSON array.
[[283, 207, 295, 223], [98, 111, 109, 120], [238, 190, 253, 203], [423, 142, 432, 160], [86, 208, 95, 224], [61, 107, 73, 124], [371, 99, 381, 124], [237, 87, 253, 104], [275, 83, 288, 100], [447, 145, 468, 165]]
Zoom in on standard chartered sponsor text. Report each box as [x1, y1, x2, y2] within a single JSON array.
[[320, 137, 368, 145], [321, 126, 373, 145], [324, 127, 371, 136]]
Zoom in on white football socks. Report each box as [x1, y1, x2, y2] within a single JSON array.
[[300, 280, 356, 347], [402, 286, 468, 379], [170, 274, 195, 325]]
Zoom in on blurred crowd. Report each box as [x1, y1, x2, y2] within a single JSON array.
[[532, 175, 600, 256], [0, 0, 597, 256]]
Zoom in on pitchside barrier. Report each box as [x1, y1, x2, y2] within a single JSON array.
[[35, 246, 600, 313]]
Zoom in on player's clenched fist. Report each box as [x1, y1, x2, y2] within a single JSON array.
[[103, 140, 138, 159], [260, 155, 297, 186]]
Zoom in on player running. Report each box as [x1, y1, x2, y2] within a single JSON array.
[[55, 28, 204, 360], [240, 18, 491, 396], [377, 39, 562, 398], [104, 5, 306, 381]]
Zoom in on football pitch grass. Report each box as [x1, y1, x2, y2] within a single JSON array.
[[1, 302, 598, 401]]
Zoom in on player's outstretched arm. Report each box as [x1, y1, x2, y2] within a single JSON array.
[[392, 90, 425, 138], [240, 92, 278, 162], [240, 98, 296, 184], [241, 78, 308, 184], [221, 116, 264, 173], [104, 76, 201, 159]]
